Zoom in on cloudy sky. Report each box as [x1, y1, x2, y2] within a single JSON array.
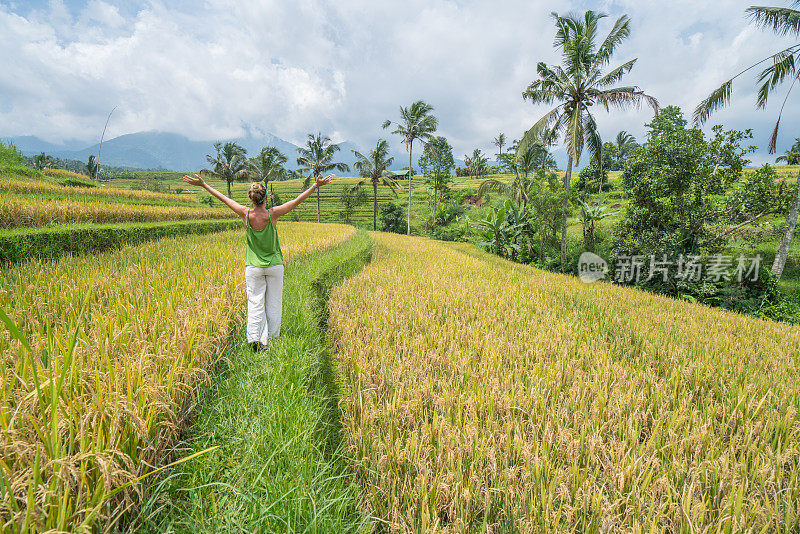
[[1, 0, 798, 165]]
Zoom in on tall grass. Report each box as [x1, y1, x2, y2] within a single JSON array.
[[0, 222, 355, 532], [329, 233, 800, 532], [0, 193, 231, 229]]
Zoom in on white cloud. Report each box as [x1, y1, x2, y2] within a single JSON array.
[[0, 0, 798, 164]]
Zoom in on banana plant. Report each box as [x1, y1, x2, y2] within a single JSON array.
[[577, 197, 616, 250], [474, 199, 528, 259]]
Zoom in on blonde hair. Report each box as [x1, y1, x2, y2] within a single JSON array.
[[248, 182, 267, 206]]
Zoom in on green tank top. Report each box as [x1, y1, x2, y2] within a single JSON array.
[[245, 208, 283, 267]]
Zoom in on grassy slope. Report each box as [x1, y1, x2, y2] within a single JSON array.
[[132, 231, 373, 533]]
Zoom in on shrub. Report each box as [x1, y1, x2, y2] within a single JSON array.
[[379, 203, 406, 234]]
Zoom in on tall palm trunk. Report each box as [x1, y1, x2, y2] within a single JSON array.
[[561, 156, 573, 270], [433, 185, 438, 224], [407, 142, 413, 235], [316, 187, 321, 223], [227, 177, 232, 198], [373, 180, 378, 231], [772, 169, 800, 279]]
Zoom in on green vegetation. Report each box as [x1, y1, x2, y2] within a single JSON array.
[[383, 100, 439, 235], [518, 10, 659, 266]]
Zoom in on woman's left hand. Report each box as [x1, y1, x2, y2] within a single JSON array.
[[315, 174, 333, 187], [183, 173, 205, 187]]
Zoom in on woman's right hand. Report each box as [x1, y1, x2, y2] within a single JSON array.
[[183, 173, 205, 187], [315, 174, 333, 187]]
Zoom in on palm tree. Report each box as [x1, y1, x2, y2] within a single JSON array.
[[202, 142, 248, 198], [479, 143, 541, 214], [85, 155, 99, 180], [518, 10, 658, 268], [248, 147, 288, 208], [352, 139, 399, 230], [383, 100, 438, 235], [613, 130, 638, 168], [296, 133, 350, 223], [695, 2, 800, 279], [493, 133, 507, 156], [776, 138, 800, 164]]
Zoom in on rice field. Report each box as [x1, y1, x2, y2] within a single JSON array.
[[0, 177, 197, 205], [0, 193, 232, 229], [0, 222, 355, 532], [329, 232, 800, 532]]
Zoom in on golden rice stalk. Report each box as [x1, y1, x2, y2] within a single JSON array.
[[0, 177, 197, 204], [0, 222, 355, 532], [0, 193, 232, 228], [329, 233, 800, 533]]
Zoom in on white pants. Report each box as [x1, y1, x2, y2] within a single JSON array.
[[245, 264, 284, 344]]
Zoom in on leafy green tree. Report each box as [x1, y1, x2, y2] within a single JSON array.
[[776, 138, 800, 164], [379, 203, 406, 233], [339, 183, 368, 224], [576, 160, 610, 193], [647, 105, 687, 139], [85, 155, 99, 180], [614, 115, 754, 267], [248, 147, 288, 193], [464, 149, 489, 179], [418, 136, 455, 223], [383, 100, 439, 235], [33, 153, 53, 171], [202, 142, 248, 197], [519, 10, 658, 268], [694, 2, 800, 279], [352, 139, 400, 230], [296, 133, 350, 223]]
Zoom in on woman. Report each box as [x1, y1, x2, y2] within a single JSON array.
[[183, 172, 333, 350]]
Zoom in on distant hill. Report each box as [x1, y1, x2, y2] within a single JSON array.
[[4, 131, 426, 173]]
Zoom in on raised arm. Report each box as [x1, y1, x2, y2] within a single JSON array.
[[183, 173, 247, 219], [271, 174, 333, 219]]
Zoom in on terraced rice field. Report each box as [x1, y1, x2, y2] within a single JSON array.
[[0, 223, 354, 531], [329, 232, 800, 532], [0, 193, 232, 228]]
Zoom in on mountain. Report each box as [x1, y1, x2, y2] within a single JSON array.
[[5, 130, 434, 173], [7, 131, 304, 172]]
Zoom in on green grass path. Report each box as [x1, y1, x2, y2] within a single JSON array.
[[130, 231, 373, 533]]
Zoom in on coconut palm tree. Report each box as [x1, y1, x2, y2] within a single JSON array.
[[383, 100, 438, 235], [296, 133, 350, 223], [695, 2, 800, 279], [493, 133, 507, 156], [352, 139, 399, 230], [248, 147, 287, 207], [202, 142, 248, 198], [776, 138, 800, 164], [613, 130, 638, 168], [518, 10, 658, 268]]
